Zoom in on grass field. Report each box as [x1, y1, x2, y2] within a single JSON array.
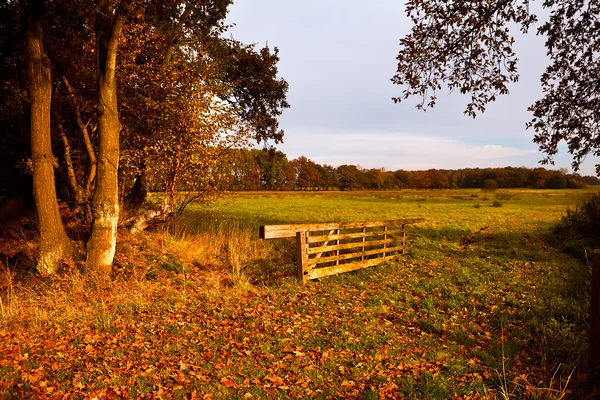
[[1, 188, 598, 398]]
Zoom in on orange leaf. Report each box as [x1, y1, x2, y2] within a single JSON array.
[[220, 377, 238, 389]]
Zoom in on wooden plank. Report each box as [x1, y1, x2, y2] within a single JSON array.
[[307, 256, 397, 280], [306, 237, 398, 255], [296, 231, 308, 284], [311, 230, 336, 259], [307, 228, 404, 243], [308, 244, 406, 266], [260, 218, 424, 239]]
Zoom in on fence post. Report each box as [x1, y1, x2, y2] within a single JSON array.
[[296, 231, 308, 284], [591, 250, 600, 365]]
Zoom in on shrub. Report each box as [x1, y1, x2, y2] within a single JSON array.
[[557, 192, 600, 236], [552, 192, 600, 258], [474, 203, 481, 209], [492, 200, 503, 207]]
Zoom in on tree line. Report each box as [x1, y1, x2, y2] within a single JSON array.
[[145, 148, 595, 192]]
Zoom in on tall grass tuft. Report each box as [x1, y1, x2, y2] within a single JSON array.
[[225, 228, 253, 290], [0, 266, 18, 319], [158, 219, 274, 289]]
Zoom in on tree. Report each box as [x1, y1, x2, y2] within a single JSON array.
[[546, 171, 567, 189], [230, 149, 261, 190], [582, 175, 600, 186], [382, 172, 399, 190], [119, 0, 240, 226], [291, 156, 323, 190], [566, 174, 588, 189], [256, 149, 294, 190], [319, 164, 339, 190], [530, 167, 554, 188], [413, 169, 449, 189], [337, 165, 364, 191], [393, 0, 600, 172], [85, 0, 132, 275], [364, 168, 385, 190], [118, 4, 289, 226], [23, 0, 72, 274], [394, 170, 414, 189]]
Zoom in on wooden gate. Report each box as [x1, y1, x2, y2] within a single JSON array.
[[259, 219, 424, 283]]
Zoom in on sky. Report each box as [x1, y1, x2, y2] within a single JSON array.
[[226, 0, 598, 175]]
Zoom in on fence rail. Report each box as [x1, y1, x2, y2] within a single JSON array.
[[260, 218, 424, 283]]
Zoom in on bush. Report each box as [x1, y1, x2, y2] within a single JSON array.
[[558, 192, 600, 235], [552, 192, 600, 258], [492, 200, 502, 207], [474, 203, 481, 209]]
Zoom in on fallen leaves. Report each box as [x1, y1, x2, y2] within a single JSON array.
[[220, 377, 238, 389], [0, 203, 592, 398]]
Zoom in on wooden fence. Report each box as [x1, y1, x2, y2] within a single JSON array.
[[259, 219, 424, 283]]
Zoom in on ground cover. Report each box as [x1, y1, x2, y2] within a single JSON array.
[[0, 189, 598, 398]]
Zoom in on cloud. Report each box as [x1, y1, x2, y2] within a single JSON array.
[[278, 129, 537, 171], [228, 1, 599, 175]]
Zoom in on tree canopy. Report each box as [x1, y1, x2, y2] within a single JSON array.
[[393, 0, 600, 172]]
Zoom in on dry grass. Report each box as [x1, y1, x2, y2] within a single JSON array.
[[0, 266, 18, 318], [0, 218, 278, 328], [158, 220, 275, 285]]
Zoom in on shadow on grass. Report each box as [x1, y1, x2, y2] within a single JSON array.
[[400, 225, 591, 394]]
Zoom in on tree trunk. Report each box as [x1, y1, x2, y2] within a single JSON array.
[[124, 168, 147, 215], [24, 0, 72, 275], [127, 166, 177, 235], [86, 0, 131, 275]]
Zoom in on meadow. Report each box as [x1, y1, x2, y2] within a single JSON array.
[[1, 188, 598, 398]]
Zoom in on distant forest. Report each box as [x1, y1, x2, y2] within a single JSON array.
[[142, 148, 599, 192]]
